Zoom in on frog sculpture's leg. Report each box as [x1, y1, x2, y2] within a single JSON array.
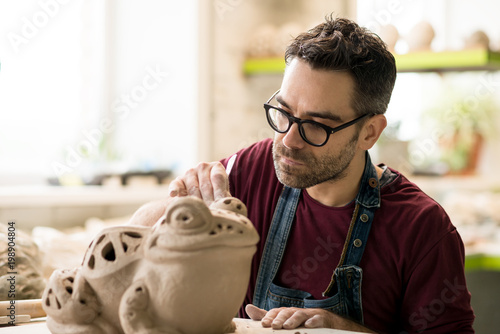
[[119, 280, 182, 334], [222, 320, 237, 333], [119, 279, 238, 334]]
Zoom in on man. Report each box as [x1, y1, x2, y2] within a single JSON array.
[[131, 16, 475, 333]]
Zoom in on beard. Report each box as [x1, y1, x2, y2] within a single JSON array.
[[272, 132, 359, 189]]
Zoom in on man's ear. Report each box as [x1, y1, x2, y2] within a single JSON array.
[[358, 114, 387, 150]]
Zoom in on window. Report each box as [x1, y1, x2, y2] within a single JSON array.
[[0, 0, 199, 185]]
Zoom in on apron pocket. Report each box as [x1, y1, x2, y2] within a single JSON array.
[[267, 282, 346, 316]]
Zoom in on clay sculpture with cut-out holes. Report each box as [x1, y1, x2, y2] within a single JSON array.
[[41, 197, 259, 334]]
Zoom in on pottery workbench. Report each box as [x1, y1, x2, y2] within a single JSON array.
[[2, 318, 366, 333]]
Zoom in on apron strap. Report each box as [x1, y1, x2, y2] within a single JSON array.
[[321, 203, 374, 297], [252, 186, 301, 309], [252, 152, 380, 310]]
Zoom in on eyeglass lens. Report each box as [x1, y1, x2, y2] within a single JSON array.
[[267, 107, 329, 146]]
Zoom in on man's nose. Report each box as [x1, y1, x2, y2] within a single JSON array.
[[282, 123, 306, 149]]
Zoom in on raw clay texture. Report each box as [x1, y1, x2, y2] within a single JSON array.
[[0, 223, 45, 300], [41, 196, 259, 334]]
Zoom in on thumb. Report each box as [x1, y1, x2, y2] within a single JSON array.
[[245, 304, 268, 321], [304, 314, 325, 328], [211, 163, 231, 201]]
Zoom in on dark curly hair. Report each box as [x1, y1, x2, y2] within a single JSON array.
[[285, 16, 396, 116]]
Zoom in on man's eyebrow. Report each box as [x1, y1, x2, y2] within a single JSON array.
[[275, 95, 343, 122], [276, 95, 290, 110]]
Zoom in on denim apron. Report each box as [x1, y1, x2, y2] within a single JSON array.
[[252, 152, 380, 324]]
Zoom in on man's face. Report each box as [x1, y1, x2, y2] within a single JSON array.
[[272, 58, 362, 189]]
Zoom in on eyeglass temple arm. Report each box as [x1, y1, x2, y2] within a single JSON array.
[[267, 90, 280, 103], [329, 113, 372, 134]]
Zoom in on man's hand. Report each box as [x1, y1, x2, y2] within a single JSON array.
[[245, 304, 375, 333], [127, 199, 170, 227], [246, 304, 333, 329], [168, 161, 231, 206]]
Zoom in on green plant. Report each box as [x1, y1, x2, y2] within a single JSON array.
[[424, 91, 496, 173]]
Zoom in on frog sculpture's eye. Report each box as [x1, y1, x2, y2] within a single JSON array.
[[161, 196, 214, 235], [171, 208, 206, 230], [210, 197, 248, 217]]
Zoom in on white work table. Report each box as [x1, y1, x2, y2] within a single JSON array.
[[2, 318, 365, 333]]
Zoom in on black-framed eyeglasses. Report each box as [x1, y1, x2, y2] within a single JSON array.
[[264, 90, 373, 147]]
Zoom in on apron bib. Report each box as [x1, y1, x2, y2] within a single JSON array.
[[252, 152, 381, 324]]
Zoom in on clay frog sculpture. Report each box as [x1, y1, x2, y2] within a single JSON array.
[[42, 197, 259, 334]]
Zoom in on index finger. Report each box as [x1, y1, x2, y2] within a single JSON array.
[[168, 176, 188, 197], [261, 307, 287, 327]]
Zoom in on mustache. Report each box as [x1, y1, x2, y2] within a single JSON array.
[[273, 142, 310, 161]]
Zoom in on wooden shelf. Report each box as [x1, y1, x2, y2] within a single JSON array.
[[465, 254, 500, 272], [243, 49, 500, 75], [243, 57, 285, 75], [394, 48, 500, 72]]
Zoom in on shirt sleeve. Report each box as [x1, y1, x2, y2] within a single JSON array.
[[400, 228, 475, 333]]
